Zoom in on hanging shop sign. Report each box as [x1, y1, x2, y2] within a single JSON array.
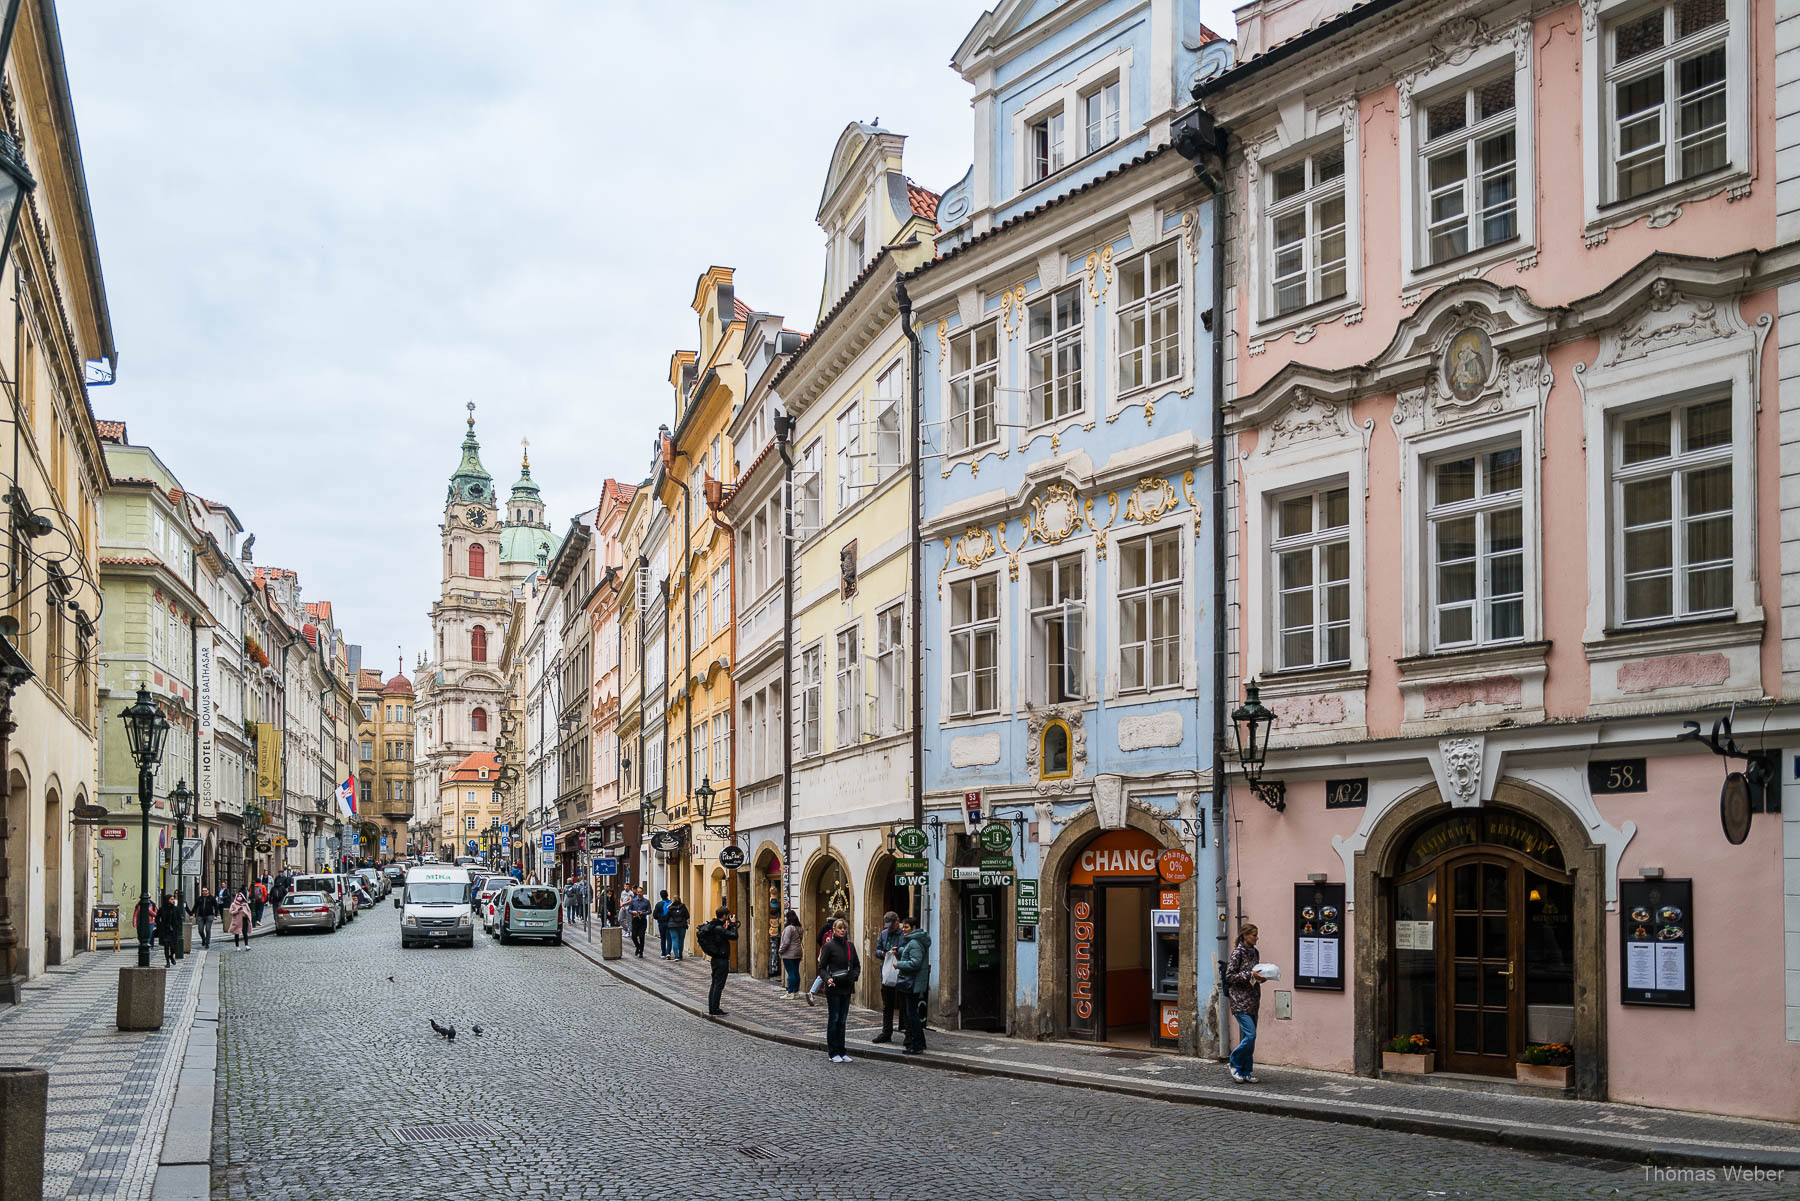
[[1721, 775, 1752, 845], [718, 845, 745, 870], [977, 823, 1013, 855], [1157, 848, 1193, 884], [1619, 878, 1693, 1008], [270, 836, 290, 848], [255, 723, 281, 798], [894, 826, 928, 855], [1069, 829, 1162, 884], [99, 827, 126, 840], [894, 856, 928, 887], [1015, 879, 1040, 925], [1293, 881, 1345, 991], [649, 829, 687, 854]]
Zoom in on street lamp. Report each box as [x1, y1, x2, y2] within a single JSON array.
[[243, 800, 263, 889], [118, 688, 170, 969], [169, 779, 193, 961], [1230, 679, 1285, 812], [694, 775, 729, 839], [333, 819, 343, 872], [299, 814, 313, 873]]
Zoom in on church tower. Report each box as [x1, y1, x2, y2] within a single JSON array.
[[499, 439, 559, 584]]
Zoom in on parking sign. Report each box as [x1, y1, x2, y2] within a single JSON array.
[[542, 831, 554, 852]]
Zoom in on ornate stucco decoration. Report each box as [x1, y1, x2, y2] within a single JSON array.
[[1026, 483, 1086, 546], [1600, 281, 1734, 368], [1395, 17, 1524, 117], [1439, 736, 1483, 807], [1181, 211, 1198, 262], [1118, 476, 1181, 525], [1262, 388, 1353, 454], [935, 320, 948, 363], [1390, 301, 1550, 435], [1089, 491, 1119, 560], [1084, 246, 1113, 301], [999, 284, 1028, 340], [1023, 702, 1088, 797], [1035, 798, 1092, 835]]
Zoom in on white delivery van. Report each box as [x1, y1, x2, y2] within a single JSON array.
[[400, 865, 475, 949]]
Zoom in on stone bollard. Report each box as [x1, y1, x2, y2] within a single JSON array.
[[117, 966, 166, 1030], [600, 925, 623, 960], [0, 1066, 47, 1201]]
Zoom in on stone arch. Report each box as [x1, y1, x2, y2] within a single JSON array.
[[4, 765, 28, 983], [1034, 805, 1196, 1051], [799, 845, 854, 955], [1352, 777, 1607, 1099], [859, 846, 913, 1008], [42, 781, 61, 965]]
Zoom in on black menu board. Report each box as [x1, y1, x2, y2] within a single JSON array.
[[1294, 882, 1345, 991], [1619, 878, 1693, 1008]]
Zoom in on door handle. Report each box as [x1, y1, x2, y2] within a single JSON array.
[[1497, 961, 1516, 991]]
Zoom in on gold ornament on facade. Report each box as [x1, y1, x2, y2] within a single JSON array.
[[1026, 483, 1085, 546], [936, 320, 948, 363], [1181, 211, 1199, 262], [1180, 470, 1197, 509], [952, 525, 998, 570], [1084, 246, 1113, 301], [1091, 491, 1119, 560], [1122, 476, 1180, 525], [995, 520, 1024, 581], [1000, 284, 1028, 340]]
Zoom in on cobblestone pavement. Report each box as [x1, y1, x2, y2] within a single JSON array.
[[215, 911, 1793, 1201], [0, 947, 204, 1200], [572, 926, 1800, 1173]]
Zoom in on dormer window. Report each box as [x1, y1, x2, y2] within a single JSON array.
[[849, 224, 865, 273], [1030, 112, 1066, 182], [1083, 80, 1120, 155]]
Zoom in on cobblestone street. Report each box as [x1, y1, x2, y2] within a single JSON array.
[[211, 909, 1793, 1201]]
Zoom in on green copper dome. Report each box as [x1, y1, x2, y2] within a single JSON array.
[[447, 405, 493, 505], [510, 441, 543, 504]]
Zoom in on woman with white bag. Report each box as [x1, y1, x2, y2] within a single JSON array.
[[1225, 923, 1274, 1083]]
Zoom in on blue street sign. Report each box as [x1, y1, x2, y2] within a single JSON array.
[[501, 823, 511, 835], [541, 831, 554, 852], [467, 839, 478, 852], [593, 857, 618, 876]]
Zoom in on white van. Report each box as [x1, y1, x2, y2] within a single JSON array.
[[400, 865, 475, 948]]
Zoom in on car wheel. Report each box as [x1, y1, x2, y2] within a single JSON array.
[[553, 936, 563, 946], [499, 928, 511, 945]]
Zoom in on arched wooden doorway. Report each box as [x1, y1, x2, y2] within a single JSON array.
[[752, 844, 783, 979], [43, 786, 61, 965], [4, 767, 28, 984], [801, 850, 852, 957]]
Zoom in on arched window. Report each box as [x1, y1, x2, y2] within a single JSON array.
[[470, 626, 488, 662], [471, 707, 488, 733], [468, 543, 486, 578]]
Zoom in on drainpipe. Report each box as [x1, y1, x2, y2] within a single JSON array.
[[672, 470, 693, 914], [772, 410, 795, 920], [897, 280, 926, 941]]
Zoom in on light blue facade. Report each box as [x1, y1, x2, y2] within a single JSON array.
[[906, 0, 1231, 1051]]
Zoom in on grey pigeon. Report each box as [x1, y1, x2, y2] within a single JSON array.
[[472, 1024, 483, 1035]]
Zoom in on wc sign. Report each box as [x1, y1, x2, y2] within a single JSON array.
[[963, 790, 983, 836]]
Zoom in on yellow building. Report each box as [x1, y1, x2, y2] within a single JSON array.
[[354, 664, 414, 860], [653, 266, 745, 951], [439, 751, 502, 865]]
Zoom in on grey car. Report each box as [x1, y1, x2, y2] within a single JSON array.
[[275, 892, 337, 934]]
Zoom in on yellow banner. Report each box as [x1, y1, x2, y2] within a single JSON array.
[[256, 723, 280, 798]]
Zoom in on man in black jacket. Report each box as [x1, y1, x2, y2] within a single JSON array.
[[192, 887, 218, 949], [697, 907, 738, 1016], [665, 896, 690, 961]]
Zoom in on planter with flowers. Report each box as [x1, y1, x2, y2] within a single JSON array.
[[1515, 1042, 1573, 1088], [1382, 1033, 1433, 1075]]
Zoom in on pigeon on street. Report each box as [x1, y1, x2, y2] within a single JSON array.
[[429, 1019, 455, 1040]]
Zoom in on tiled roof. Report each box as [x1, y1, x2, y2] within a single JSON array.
[[1193, 4, 1389, 98], [732, 296, 753, 322], [357, 669, 385, 690], [96, 419, 126, 443], [301, 623, 319, 648], [382, 672, 414, 696], [304, 601, 332, 621], [906, 179, 940, 223], [443, 750, 499, 783], [100, 554, 160, 567]]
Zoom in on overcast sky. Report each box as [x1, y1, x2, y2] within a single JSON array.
[[59, 1, 1233, 673]]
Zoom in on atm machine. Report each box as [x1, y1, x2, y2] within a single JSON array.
[[1150, 896, 1180, 1047]]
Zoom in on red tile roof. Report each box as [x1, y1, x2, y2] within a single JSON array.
[[906, 179, 941, 223], [357, 669, 385, 690], [304, 601, 332, 621], [443, 751, 499, 783], [96, 419, 126, 443], [100, 554, 160, 567], [301, 623, 319, 648], [732, 296, 754, 322]]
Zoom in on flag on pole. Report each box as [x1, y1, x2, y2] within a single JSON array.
[[337, 777, 357, 818]]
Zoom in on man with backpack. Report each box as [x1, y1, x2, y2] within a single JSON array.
[[653, 890, 671, 958], [250, 877, 269, 926], [665, 895, 690, 960], [697, 906, 738, 1016]]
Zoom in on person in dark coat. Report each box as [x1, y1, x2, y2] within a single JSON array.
[[871, 911, 903, 1044], [818, 917, 860, 1062], [1224, 923, 1267, 1083], [778, 910, 804, 994], [154, 894, 181, 966], [895, 917, 932, 1054], [697, 906, 738, 1016], [665, 896, 690, 960], [192, 888, 218, 949], [626, 890, 652, 957]]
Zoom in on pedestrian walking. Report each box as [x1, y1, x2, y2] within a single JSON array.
[[778, 910, 803, 994], [270, 872, 289, 914], [871, 911, 903, 1044], [626, 889, 651, 956], [896, 916, 931, 1054], [153, 894, 180, 965], [806, 909, 845, 1007], [249, 878, 268, 926], [1225, 923, 1269, 1084], [697, 906, 738, 1016], [227, 891, 252, 948], [653, 890, 671, 958], [665, 895, 690, 960], [192, 887, 218, 949], [818, 917, 860, 1062]]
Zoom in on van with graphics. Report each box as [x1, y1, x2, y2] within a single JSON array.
[[400, 864, 475, 948]]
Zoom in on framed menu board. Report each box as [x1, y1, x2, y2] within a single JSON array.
[[1294, 882, 1345, 991], [1619, 878, 1693, 1008]]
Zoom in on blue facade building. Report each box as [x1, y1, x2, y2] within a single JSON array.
[[904, 0, 1231, 1052]]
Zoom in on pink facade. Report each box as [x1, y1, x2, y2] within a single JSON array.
[[1207, 0, 1800, 1120]]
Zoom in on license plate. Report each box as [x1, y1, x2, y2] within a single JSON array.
[[428, 930, 447, 937]]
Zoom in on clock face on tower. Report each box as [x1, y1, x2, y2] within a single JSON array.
[[466, 507, 489, 528]]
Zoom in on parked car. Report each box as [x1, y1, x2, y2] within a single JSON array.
[[291, 874, 351, 926], [382, 864, 407, 888], [482, 889, 504, 935], [356, 869, 387, 899], [338, 877, 361, 919], [497, 885, 562, 945], [275, 891, 337, 934]]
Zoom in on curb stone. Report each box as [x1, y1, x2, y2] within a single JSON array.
[[562, 938, 1800, 1174], [151, 948, 220, 1201]]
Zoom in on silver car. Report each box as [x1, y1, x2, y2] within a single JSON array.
[[275, 892, 337, 934]]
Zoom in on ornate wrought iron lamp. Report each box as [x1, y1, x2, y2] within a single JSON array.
[[1230, 679, 1286, 812]]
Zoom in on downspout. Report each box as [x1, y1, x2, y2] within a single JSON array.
[[672, 472, 693, 905], [773, 411, 795, 919], [635, 553, 647, 888], [896, 280, 926, 936]]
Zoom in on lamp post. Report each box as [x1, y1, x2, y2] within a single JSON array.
[[169, 779, 192, 961], [118, 688, 170, 969], [1229, 679, 1285, 812], [333, 819, 343, 873], [298, 814, 312, 874], [243, 800, 263, 890], [694, 775, 729, 840]]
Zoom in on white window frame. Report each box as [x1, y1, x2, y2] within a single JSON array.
[[946, 572, 1001, 719], [799, 643, 823, 757], [1028, 109, 1066, 184], [1113, 239, 1184, 401], [1398, 39, 1535, 295], [1580, 0, 1750, 237], [691, 583, 707, 651], [835, 402, 864, 514], [1423, 439, 1529, 652], [798, 440, 824, 534], [1113, 524, 1187, 696], [1007, 48, 1134, 202], [709, 565, 728, 637], [946, 322, 999, 456], [1082, 77, 1122, 156], [1269, 484, 1353, 672], [712, 709, 730, 781], [1026, 285, 1084, 427], [1026, 550, 1087, 704], [1264, 142, 1350, 321], [691, 723, 708, 790], [873, 361, 904, 482], [1609, 395, 1735, 626], [875, 602, 906, 735], [834, 623, 862, 748], [1244, 101, 1362, 343]]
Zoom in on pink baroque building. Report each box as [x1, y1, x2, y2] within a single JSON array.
[[1199, 0, 1800, 1118]]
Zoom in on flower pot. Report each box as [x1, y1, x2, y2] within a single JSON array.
[[1515, 1062, 1570, 1088], [1382, 1050, 1433, 1075]]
